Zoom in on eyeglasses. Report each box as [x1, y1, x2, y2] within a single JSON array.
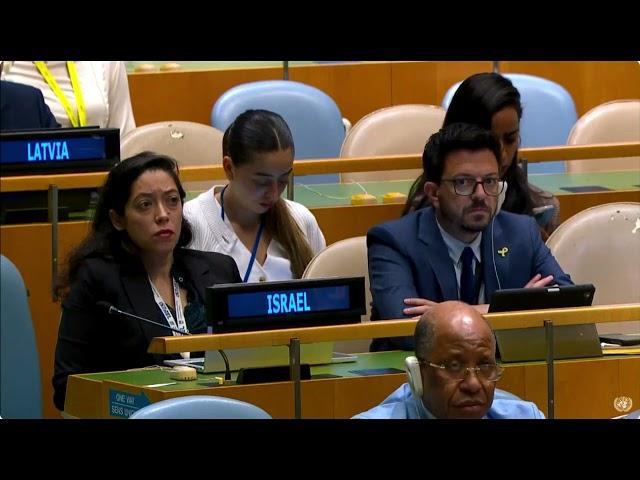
[[420, 359, 504, 382], [440, 176, 504, 197]]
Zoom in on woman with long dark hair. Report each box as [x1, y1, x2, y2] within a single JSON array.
[[403, 73, 559, 237], [53, 152, 241, 410]]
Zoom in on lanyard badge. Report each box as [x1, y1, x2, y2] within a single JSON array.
[[34, 61, 87, 127]]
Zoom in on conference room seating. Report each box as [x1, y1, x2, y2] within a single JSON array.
[[442, 73, 578, 174], [566, 99, 640, 172], [120, 121, 225, 191], [546, 202, 640, 334], [1, 255, 42, 418], [303, 236, 371, 353], [339, 104, 446, 183], [211, 80, 345, 184], [129, 395, 272, 419]]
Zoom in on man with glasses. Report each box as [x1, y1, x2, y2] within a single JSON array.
[[368, 123, 572, 351], [354, 301, 545, 419]]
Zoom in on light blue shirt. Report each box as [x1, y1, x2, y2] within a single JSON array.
[[352, 383, 545, 419], [435, 220, 485, 304]]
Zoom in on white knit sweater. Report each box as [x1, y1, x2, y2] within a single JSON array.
[[183, 186, 326, 282]]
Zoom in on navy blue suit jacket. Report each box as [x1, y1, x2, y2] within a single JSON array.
[[367, 207, 573, 351], [0, 80, 60, 130]]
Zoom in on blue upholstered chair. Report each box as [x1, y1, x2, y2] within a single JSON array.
[[128, 395, 272, 419], [211, 80, 345, 184], [0, 255, 42, 418], [442, 73, 578, 174]]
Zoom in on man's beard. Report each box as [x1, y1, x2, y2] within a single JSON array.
[[452, 201, 493, 233]]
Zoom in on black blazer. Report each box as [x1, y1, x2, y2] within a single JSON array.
[[0, 80, 60, 130], [53, 249, 241, 411]]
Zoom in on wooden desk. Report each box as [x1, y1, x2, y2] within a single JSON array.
[[2, 145, 638, 418], [62, 305, 640, 419], [2, 194, 638, 417], [64, 351, 640, 419]]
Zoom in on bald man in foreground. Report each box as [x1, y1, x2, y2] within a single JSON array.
[[353, 301, 544, 419]]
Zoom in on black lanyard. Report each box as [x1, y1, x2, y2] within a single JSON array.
[[220, 186, 265, 283]]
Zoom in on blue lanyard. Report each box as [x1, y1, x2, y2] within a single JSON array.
[[220, 186, 265, 283]]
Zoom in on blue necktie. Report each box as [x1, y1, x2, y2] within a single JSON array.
[[459, 247, 476, 304]]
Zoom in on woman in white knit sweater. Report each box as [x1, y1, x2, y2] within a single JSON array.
[[183, 109, 325, 282]]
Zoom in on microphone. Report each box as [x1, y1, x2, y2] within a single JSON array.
[[96, 301, 191, 336], [97, 301, 232, 381]]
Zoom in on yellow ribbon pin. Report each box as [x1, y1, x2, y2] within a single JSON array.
[[497, 247, 509, 257]]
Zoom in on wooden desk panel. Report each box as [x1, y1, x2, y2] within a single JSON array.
[[556, 190, 640, 223], [333, 375, 406, 419], [312, 203, 402, 245], [501, 61, 640, 119], [64, 356, 640, 419], [290, 63, 393, 127], [311, 189, 640, 246], [127, 61, 640, 128], [129, 67, 283, 126], [496, 365, 527, 400], [519, 357, 640, 419], [2, 189, 636, 417], [619, 359, 640, 415], [554, 358, 620, 418], [522, 364, 549, 416], [390, 61, 493, 107], [69, 373, 405, 419]]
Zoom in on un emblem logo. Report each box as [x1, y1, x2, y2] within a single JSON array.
[[614, 396, 633, 413]]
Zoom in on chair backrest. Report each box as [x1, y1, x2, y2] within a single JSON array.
[[120, 121, 225, 191], [442, 73, 578, 174], [566, 100, 640, 172], [211, 80, 345, 184], [128, 395, 272, 419], [546, 202, 640, 335], [121, 121, 224, 165], [339, 104, 446, 183], [302, 237, 371, 353], [0, 255, 42, 418]]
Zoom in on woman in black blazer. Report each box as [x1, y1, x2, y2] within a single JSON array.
[[52, 152, 241, 411]]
